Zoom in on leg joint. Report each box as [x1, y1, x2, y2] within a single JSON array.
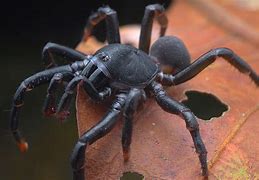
[[43, 42, 55, 52], [146, 4, 165, 13], [150, 82, 166, 97], [181, 110, 199, 131], [112, 94, 127, 111], [112, 100, 124, 111], [14, 102, 24, 107], [213, 47, 234, 59], [52, 73, 63, 80], [70, 141, 87, 170], [98, 6, 116, 15]]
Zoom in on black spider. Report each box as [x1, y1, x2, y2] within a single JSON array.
[[10, 4, 259, 180]]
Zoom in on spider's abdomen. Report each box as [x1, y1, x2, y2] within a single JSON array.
[[150, 36, 191, 74], [94, 44, 159, 89]]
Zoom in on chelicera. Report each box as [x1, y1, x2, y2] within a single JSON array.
[[10, 4, 259, 180]]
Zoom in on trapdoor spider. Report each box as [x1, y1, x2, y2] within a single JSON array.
[[10, 4, 259, 180]]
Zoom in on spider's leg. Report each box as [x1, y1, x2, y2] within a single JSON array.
[[122, 88, 143, 161], [56, 75, 83, 121], [82, 6, 120, 44], [70, 93, 127, 180], [57, 66, 111, 120], [10, 65, 74, 152], [79, 60, 112, 101], [42, 42, 87, 68], [43, 72, 74, 117], [81, 68, 111, 101], [139, 4, 168, 53], [159, 48, 259, 86], [149, 81, 208, 176]]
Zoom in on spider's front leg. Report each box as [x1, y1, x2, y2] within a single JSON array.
[[10, 65, 75, 152], [149, 81, 208, 176], [71, 93, 127, 180], [55, 75, 83, 121], [56, 61, 111, 121], [10, 52, 88, 152], [41, 44, 90, 117], [43, 72, 74, 117]]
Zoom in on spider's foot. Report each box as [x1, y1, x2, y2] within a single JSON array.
[[17, 139, 28, 153], [43, 107, 56, 117], [56, 111, 70, 122], [123, 149, 130, 162], [200, 155, 209, 177], [202, 168, 209, 177]]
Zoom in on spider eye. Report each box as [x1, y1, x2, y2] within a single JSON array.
[[99, 52, 110, 62]]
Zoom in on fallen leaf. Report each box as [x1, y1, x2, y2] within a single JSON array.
[[76, 1, 259, 179]]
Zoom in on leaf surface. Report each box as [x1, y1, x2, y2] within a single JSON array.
[[76, 1, 259, 179]]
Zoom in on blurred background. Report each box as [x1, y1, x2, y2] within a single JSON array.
[[0, 0, 171, 179]]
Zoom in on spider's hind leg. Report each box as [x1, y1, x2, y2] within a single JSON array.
[[159, 47, 259, 86], [82, 6, 120, 44], [139, 4, 168, 53]]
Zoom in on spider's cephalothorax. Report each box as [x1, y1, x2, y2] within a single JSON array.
[[10, 4, 259, 180], [92, 44, 159, 89]]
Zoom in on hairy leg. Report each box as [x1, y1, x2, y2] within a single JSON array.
[[158, 48, 259, 86]]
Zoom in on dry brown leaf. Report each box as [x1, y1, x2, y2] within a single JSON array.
[[75, 1, 259, 179]]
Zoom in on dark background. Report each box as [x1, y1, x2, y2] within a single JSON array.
[[0, 0, 171, 179]]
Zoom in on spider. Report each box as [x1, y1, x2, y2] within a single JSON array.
[[10, 4, 259, 180]]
